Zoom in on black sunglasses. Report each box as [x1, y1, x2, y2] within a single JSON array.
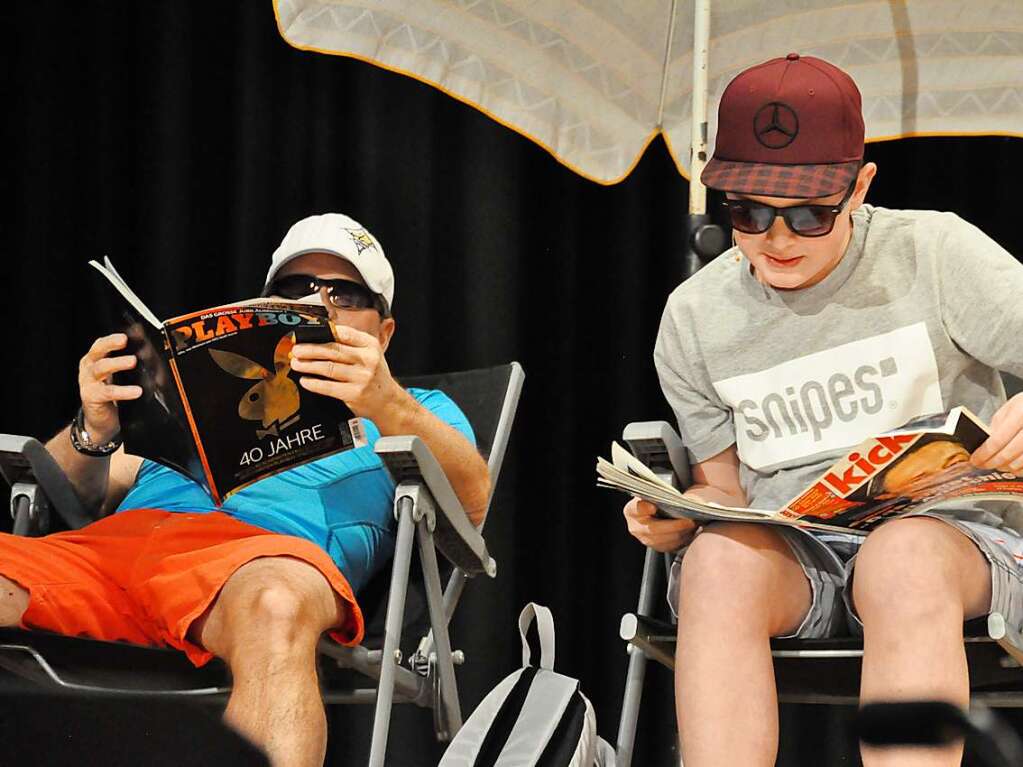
[[265, 274, 389, 316], [723, 181, 856, 237]]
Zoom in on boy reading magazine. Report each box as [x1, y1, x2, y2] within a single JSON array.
[[602, 407, 1023, 534], [620, 55, 1023, 767]]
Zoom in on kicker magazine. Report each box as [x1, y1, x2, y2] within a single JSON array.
[[91, 257, 365, 504], [598, 407, 1023, 534]]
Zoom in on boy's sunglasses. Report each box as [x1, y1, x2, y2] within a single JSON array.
[[265, 274, 389, 316], [723, 181, 856, 238]]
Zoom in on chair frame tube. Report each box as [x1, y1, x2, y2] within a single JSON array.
[[615, 546, 663, 767], [416, 503, 463, 740], [368, 495, 417, 767]]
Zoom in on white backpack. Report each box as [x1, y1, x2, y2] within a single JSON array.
[[439, 603, 615, 767]]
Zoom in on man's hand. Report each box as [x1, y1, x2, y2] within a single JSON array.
[[291, 324, 490, 523], [623, 497, 698, 552], [971, 393, 1023, 473], [78, 333, 143, 441], [290, 325, 407, 420]]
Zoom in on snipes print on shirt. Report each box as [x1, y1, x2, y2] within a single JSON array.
[[713, 323, 943, 471]]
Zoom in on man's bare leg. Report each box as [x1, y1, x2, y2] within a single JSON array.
[[675, 523, 813, 767], [195, 557, 344, 767], [854, 517, 992, 767], [0, 574, 29, 626]]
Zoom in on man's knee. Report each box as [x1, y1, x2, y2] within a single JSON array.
[[200, 558, 341, 662], [0, 573, 29, 627], [852, 517, 990, 622]]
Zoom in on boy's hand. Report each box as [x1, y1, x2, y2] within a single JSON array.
[[623, 497, 698, 552], [971, 392, 1023, 473]]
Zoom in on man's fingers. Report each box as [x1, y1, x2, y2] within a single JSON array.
[[106, 384, 143, 400], [292, 326, 376, 359], [291, 343, 366, 366], [330, 324, 375, 348], [87, 384, 143, 402], [83, 334, 129, 365], [290, 358, 361, 382], [298, 376, 358, 402], [90, 354, 137, 380]]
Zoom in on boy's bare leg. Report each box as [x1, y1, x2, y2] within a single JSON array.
[[853, 517, 992, 767], [675, 523, 813, 767]]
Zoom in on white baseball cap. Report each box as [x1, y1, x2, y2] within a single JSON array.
[[264, 213, 395, 313]]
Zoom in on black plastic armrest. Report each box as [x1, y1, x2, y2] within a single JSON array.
[[374, 436, 494, 577], [0, 434, 94, 532], [621, 421, 692, 490]]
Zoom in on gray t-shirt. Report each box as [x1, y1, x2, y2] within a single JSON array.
[[655, 204, 1023, 510]]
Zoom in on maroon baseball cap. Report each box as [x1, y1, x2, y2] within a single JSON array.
[[701, 53, 864, 198]]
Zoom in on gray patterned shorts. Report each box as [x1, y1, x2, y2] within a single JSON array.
[[667, 509, 1023, 642]]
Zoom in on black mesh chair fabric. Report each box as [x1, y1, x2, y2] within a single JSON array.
[[400, 365, 515, 468], [357, 363, 518, 647]]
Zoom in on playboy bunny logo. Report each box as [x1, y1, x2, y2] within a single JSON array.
[[209, 333, 301, 438]]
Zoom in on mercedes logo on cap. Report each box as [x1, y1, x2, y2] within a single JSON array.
[[753, 102, 799, 149]]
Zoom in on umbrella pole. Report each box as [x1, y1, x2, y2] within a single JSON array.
[[686, 0, 726, 278]]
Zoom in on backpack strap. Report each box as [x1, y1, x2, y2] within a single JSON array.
[[518, 602, 556, 670], [499, 668, 580, 763]]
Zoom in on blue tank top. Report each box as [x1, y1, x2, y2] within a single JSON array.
[[116, 388, 475, 592]]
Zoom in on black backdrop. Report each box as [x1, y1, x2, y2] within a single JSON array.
[[7, 2, 1023, 765]]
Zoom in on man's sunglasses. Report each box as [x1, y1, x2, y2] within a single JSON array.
[[722, 181, 856, 237], [264, 275, 390, 316]]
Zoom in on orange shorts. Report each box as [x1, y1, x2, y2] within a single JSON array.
[[0, 508, 364, 666]]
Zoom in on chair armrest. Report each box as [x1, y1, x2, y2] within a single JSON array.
[[621, 421, 692, 490], [0, 434, 93, 533], [375, 436, 495, 577], [619, 612, 676, 670]]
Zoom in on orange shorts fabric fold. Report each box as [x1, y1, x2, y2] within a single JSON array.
[[0, 508, 364, 666]]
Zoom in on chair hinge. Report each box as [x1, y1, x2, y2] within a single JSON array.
[[10, 482, 50, 533]]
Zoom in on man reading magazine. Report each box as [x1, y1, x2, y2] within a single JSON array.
[[622, 55, 1023, 767], [0, 213, 490, 767]]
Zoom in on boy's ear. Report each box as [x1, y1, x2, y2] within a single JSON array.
[[851, 162, 878, 210]]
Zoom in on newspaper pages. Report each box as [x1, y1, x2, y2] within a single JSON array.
[[597, 407, 1023, 535]]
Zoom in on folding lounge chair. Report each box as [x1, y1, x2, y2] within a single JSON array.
[[613, 414, 1023, 767], [0, 361, 525, 767]]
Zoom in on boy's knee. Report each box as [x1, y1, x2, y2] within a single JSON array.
[[682, 523, 794, 581], [852, 517, 981, 621], [678, 523, 807, 628]]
